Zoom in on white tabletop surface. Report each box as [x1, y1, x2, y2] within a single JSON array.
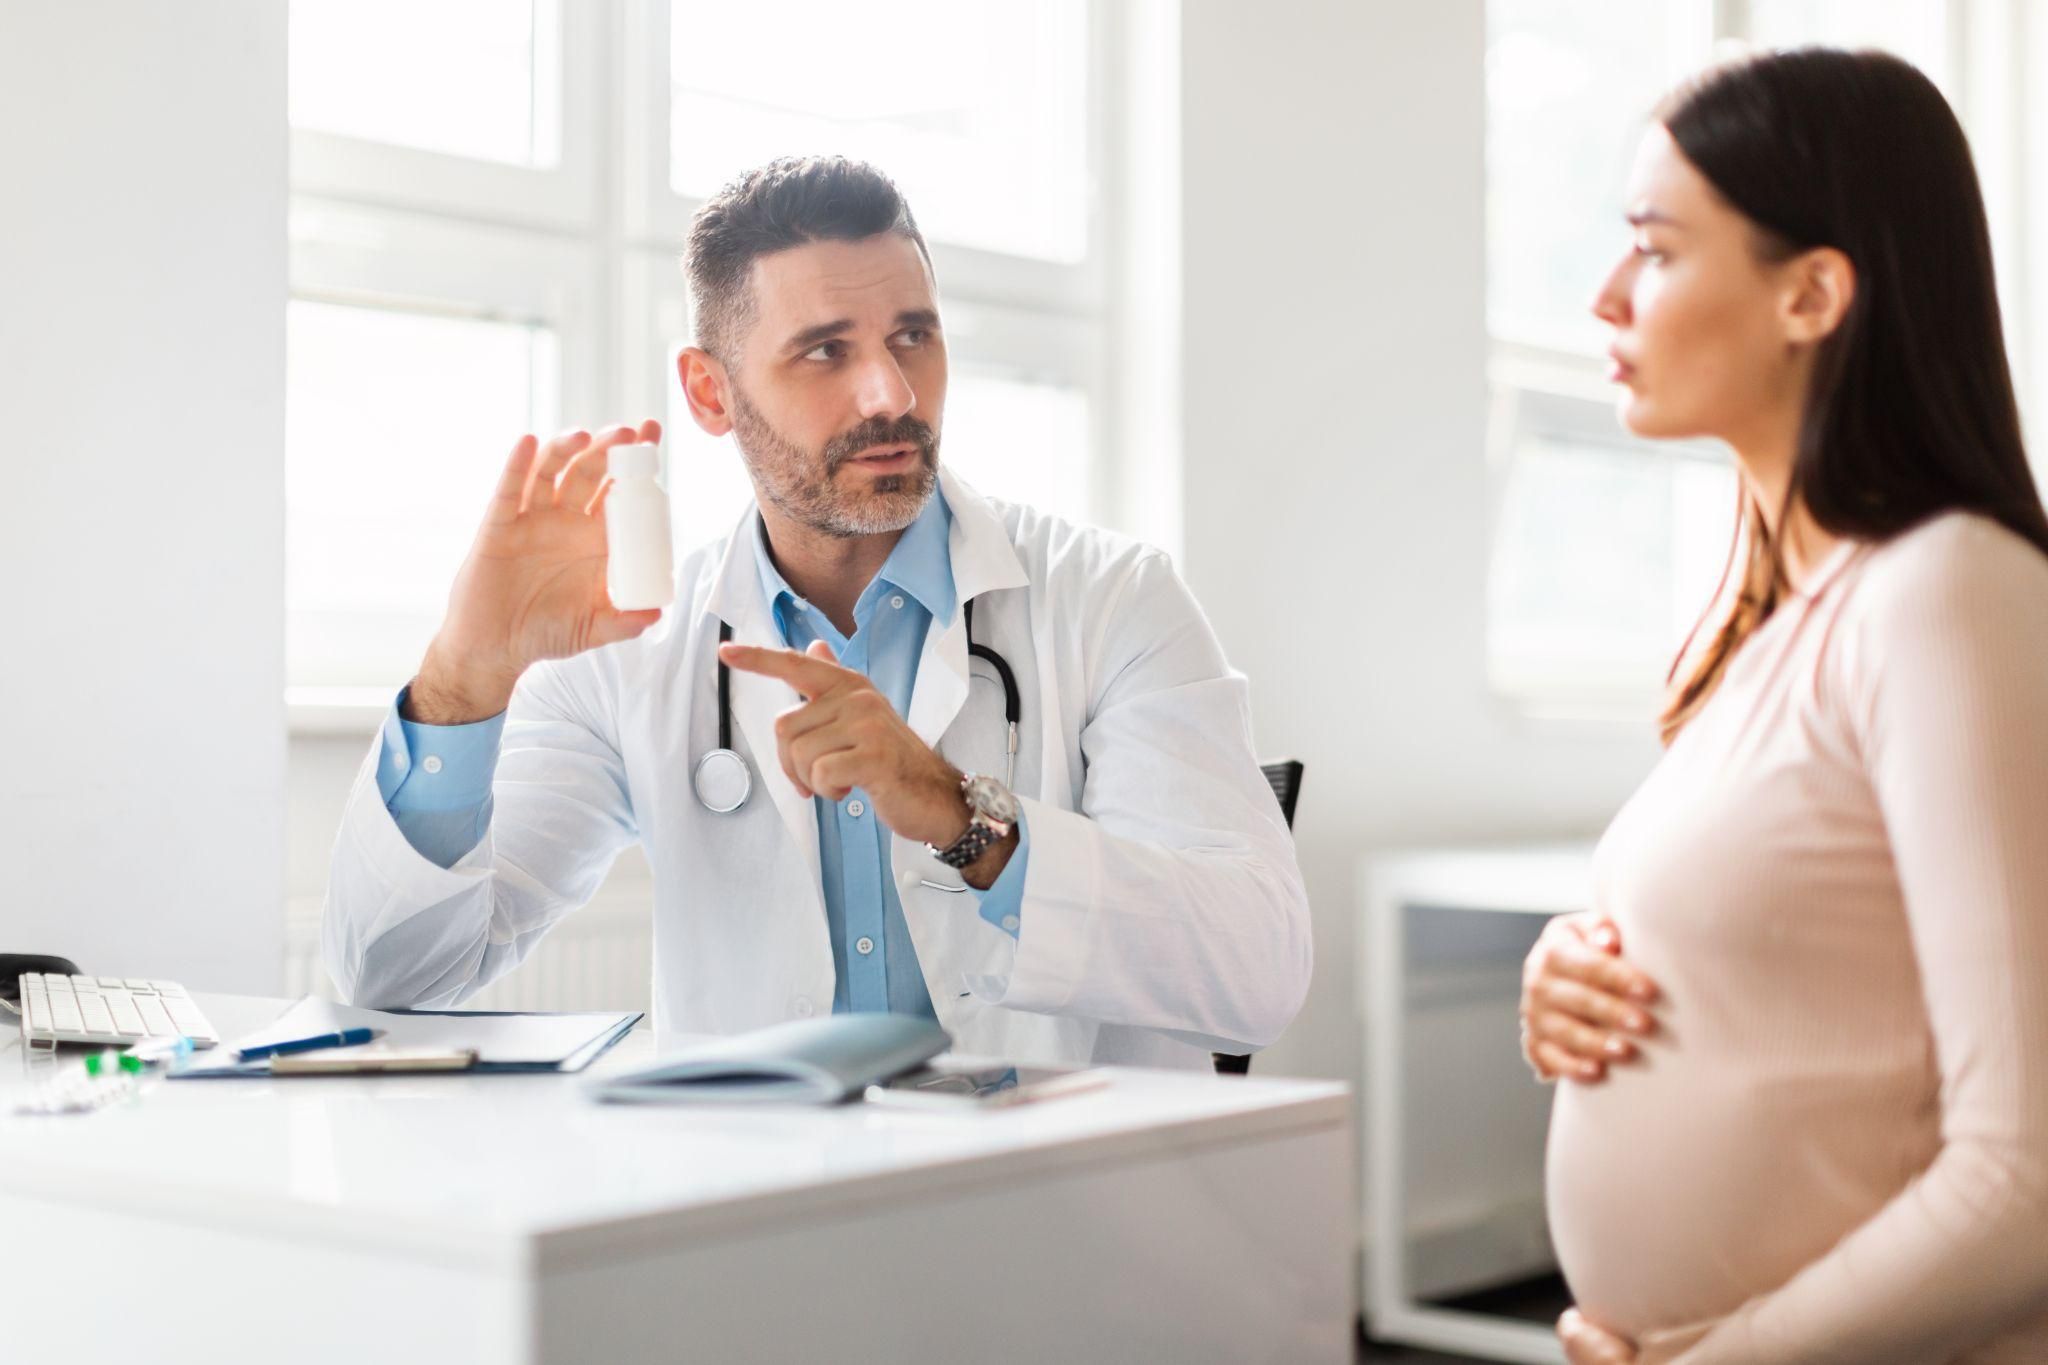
[[0, 994, 1349, 1273]]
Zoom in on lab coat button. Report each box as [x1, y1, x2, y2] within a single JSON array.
[[421, 755, 443, 775], [793, 997, 814, 1017], [855, 936, 875, 956]]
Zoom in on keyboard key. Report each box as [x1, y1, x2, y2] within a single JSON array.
[[166, 1007, 215, 1041], [135, 996, 176, 1036], [124, 978, 154, 991], [50, 995, 84, 1034], [78, 995, 114, 1034], [71, 975, 99, 992], [106, 993, 146, 1036], [98, 976, 127, 988], [154, 981, 189, 997]]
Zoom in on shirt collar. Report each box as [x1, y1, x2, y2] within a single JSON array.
[[748, 487, 958, 632]]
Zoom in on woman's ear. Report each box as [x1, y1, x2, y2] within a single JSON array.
[[1782, 246, 1856, 347], [678, 347, 734, 437]]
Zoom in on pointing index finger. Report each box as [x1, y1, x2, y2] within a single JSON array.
[[719, 642, 853, 698]]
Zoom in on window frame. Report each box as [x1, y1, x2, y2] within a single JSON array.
[[286, 0, 1121, 734], [1481, 0, 2043, 717]]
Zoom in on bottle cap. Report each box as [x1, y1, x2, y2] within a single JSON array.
[[611, 443, 660, 480]]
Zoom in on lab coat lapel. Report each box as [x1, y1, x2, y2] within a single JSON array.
[[907, 471, 1031, 747], [703, 508, 823, 892]]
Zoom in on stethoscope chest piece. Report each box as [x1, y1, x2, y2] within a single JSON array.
[[693, 747, 751, 814]]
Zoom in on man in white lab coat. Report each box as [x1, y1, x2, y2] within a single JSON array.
[[323, 156, 1310, 1069]]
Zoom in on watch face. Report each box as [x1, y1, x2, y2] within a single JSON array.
[[964, 774, 1020, 824]]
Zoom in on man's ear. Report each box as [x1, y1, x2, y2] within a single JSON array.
[[678, 346, 734, 437], [1781, 246, 1855, 348]]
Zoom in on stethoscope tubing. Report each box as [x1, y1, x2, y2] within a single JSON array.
[[694, 599, 1020, 897]]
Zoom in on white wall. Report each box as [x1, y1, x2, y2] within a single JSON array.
[[0, 4, 287, 992], [1173, 0, 1661, 1085]]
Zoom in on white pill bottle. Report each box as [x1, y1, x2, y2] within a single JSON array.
[[603, 443, 675, 610]]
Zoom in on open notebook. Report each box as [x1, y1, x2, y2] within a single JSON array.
[[589, 1015, 949, 1105]]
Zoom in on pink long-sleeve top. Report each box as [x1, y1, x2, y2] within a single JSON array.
[[1545, 513, 2048, 1363]]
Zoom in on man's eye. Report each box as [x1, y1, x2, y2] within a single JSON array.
[[803, 341, 844, 362], [895, 328, 928, 346]]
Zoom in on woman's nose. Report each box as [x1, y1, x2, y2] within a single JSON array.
[[1591, 256, 1634, 328]]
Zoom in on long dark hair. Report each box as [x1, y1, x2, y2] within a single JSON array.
[[1656, 47, 2048, 741]]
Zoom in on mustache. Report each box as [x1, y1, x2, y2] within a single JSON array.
[[822, 414, 938, 471]]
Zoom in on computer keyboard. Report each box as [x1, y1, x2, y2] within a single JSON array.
[[19, 974, 218, 1050]]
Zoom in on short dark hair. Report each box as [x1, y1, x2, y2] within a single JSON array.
[[684, 156, 931, 363]]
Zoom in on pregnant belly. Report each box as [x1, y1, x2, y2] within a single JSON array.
[[1545, 1051, 1935, 1340]]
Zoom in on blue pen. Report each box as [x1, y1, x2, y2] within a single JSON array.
[[237, 1027, 382, 1062]]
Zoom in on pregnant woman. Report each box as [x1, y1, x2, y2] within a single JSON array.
[[1521, 48, 2048, 1363]]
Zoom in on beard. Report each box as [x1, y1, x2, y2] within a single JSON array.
[[729, 386, 941, 539]]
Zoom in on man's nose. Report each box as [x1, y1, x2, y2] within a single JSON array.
[[853, 354, 916, 423]]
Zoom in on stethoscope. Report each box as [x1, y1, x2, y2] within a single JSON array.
[[693, 598, 1022, 887]]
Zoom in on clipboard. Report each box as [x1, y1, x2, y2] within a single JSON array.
[[269, 1045, 479, 1075]]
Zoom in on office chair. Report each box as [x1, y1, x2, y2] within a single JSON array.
[[1214, 759, 1305, 1077]]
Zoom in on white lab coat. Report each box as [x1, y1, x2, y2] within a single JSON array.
[[323, 471, 1312, 1069]]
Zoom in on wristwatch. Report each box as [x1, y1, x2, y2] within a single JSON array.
[[928, 772, 1020, 869]]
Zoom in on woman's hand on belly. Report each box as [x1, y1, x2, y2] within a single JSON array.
[[1559, 1308, 1638, 1363], [1521, 912, 1661, 1082]]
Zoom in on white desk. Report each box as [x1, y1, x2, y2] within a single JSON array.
[[1361, 844, 1595, 1364], [0, 994, 1353, 1364]]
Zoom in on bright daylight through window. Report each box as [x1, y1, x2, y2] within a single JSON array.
[[1483, 0, 1958, 710], [285, 0, 1100, 712]]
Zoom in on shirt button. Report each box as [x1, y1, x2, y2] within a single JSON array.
[[846, 799, 865, 818], [890, 594, 905, 610], [1001, 915, 1020, 932], [421, 755, 444, 775], [793, 997, 814, 1018], [855, 936, 875, 956]]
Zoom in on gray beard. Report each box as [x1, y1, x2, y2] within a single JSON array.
[[730, 387, 939, 539]]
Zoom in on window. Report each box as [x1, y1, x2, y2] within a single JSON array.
[[286, 0, 1110, 720], [1483, 0, 1985, 710]]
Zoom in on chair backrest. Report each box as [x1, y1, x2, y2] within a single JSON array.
[[1216, 760, 1306, 1076], [1261, 759, 1304, 830]]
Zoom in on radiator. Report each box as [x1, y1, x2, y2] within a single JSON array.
[[284, 884, 655, 1017]]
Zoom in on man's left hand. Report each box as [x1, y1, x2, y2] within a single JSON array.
[[719, 639, 974, 850]]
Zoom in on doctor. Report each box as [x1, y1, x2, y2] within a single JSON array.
[[323, 156, 1311, 1068]]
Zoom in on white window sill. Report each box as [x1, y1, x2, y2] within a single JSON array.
[[287, 687, 393, 737]]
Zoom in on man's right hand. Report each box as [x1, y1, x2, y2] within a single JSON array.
[[406, 421, 666, 725], [1519, 911, 1661, 1083]]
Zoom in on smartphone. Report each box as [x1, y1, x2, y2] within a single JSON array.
[[863, 1063, 1108, 1111]]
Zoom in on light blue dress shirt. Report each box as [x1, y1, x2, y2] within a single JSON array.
[[376, 490, 1030, 1019]]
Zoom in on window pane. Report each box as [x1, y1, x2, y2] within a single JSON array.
[[1487, 1, 1697, 353], [1488, 432, 1736, 698], [1743, 1, 1950, 85], [942, 371, 1092, 520], [287, 300, 560, 689], [289, 0, 558, 167], [662, 359, 1092, 559], [669, 0, 1089, 263]]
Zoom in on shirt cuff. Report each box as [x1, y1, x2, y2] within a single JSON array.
[[970, 808, 1030, 939], [376, 686, 506, 812]]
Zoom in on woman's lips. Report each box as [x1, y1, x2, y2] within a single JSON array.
[[1608, 352, 1636, 384]]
